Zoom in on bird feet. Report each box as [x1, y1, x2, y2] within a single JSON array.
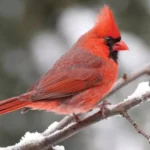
[[73, 113, 80, 122], [96, 100, 111, 118]]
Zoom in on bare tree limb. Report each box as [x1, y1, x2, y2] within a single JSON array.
[[44, 63, 150, 134], [41, 90, 150, 147], [1, 63, 150, 150], [2, 88, 150, 150], [42, 114, 75, 136], [121, 111, 150, 142]]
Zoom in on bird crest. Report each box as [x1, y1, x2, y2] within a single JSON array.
[[95, 5, 121, 38]]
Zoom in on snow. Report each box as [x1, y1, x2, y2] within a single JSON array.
[[0, 82, 150, 150], [127, 82, 150, 99], [19, 132, 44, 144], [53, 145, 65, 150], [0, 122, 64, 150], [44, 121, 59, 134], [0, 132, 45, 150]]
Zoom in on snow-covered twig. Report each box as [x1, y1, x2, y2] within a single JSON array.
[[1, 63, 150, 150], [0, 123, 65, 150], [120, 82, 150, 142], [42, 114, 75, 136], [44, 63, 150, 135]]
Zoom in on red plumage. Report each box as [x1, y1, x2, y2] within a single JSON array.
[[0, 5, 128, 115]]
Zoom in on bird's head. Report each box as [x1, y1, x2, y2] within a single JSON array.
[[94, 5, 128, 52]]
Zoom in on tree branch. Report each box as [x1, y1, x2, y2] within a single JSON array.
[[44, 63, 150, 134], [1, 63, 150, 150], [121, 111, 150, 142]]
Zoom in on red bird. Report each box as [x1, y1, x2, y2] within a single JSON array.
[[0, 5, 128, 115]]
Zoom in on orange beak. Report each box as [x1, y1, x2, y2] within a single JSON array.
[[113, 40, 128, 51]]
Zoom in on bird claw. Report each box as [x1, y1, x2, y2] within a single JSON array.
[[96, 100, 111, 118], [73, 113, 80, 122]]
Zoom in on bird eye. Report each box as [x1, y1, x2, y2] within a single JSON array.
[[105, 36, 112, 42], [104, 36, 113, 46]]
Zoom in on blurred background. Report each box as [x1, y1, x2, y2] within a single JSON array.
[[0, 0, 150, 149]]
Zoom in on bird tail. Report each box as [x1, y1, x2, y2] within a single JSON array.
[[0, 92, 33, 115]]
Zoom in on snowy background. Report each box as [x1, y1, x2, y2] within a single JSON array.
[[0, 0, 150, 149]]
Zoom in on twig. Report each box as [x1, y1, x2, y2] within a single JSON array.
[[47, 63, 150, 134], [1, 63, 150, 150], [122, 73, 128, 80], [2, 89, 150, 150], [41, 91, 150, 146], [42, 114, 75, 136], [121, 111, 150, 142]]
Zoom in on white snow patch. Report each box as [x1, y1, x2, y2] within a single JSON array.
[[0, 132, 45, 149], [53, 145, 65, 150], [19, 131, 44, 144], [0, 122, 64, 150], [44, 121, 59, 134], [127, 82, 150, 99]]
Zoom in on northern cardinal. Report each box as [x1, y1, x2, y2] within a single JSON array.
[[0, 5, 128, 115]]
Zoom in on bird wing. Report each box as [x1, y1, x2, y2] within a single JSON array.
[[31, 68, 102, 101]]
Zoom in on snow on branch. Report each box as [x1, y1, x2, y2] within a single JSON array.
[[0, 122, 65, 150], [0, 63, 150, 150]]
